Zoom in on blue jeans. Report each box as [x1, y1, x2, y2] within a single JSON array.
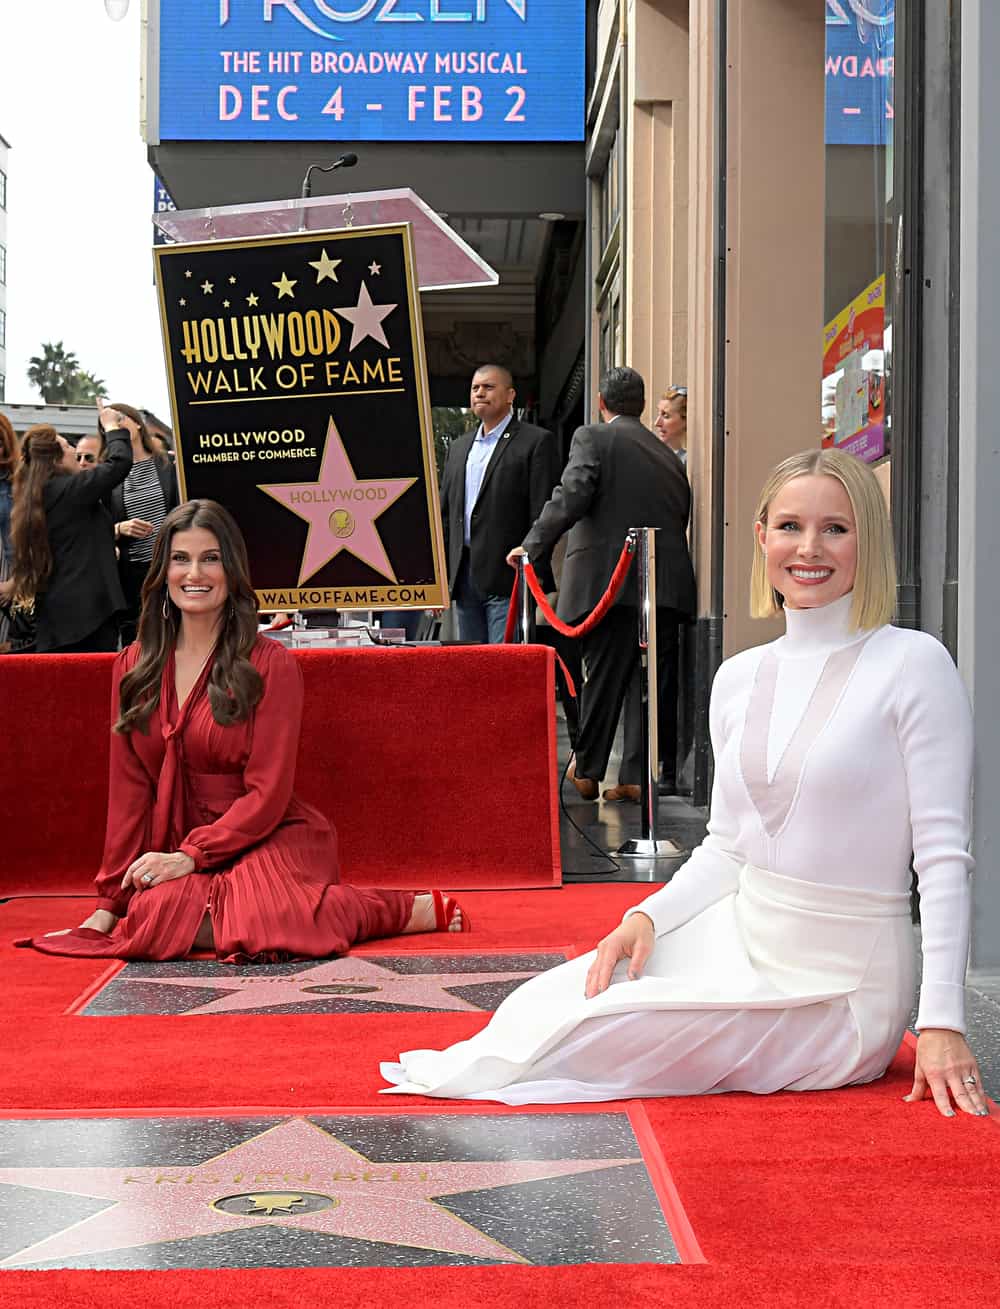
[[454, 554, 510, 644]]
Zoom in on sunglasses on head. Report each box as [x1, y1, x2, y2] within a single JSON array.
[[667, 385, 688, 396]]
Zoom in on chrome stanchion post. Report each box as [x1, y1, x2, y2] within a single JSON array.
[[516, 554, 534, 644], [618, 526, 688, 862], [640, 527, 659, 840]]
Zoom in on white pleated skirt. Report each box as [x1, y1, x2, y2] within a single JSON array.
[[380, 865, 917, 1104]]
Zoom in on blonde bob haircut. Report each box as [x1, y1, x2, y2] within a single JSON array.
[[750, 447, 896, 630]]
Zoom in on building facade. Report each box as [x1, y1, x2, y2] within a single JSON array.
[[0, 132, 9, 402]]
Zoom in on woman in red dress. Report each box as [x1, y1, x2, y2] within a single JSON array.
[[21, 499, 467, 962]]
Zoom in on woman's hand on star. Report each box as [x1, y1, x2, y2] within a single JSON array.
[[122, 850, 196, 892]]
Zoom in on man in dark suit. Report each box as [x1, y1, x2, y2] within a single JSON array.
[[440, 364, 559, 643], [513, 366, 696, 798]]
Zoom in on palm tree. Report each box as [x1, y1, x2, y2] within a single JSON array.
[[27, 341, 81, 404], [66, 370, 108, 404]]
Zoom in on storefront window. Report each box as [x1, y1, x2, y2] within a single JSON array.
[[821, 1, 895, 472]]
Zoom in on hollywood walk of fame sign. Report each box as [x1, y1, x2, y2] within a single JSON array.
[[155, 224, 447, 610], [82, 953, 570, 1017], [0, 1114, 681, 1269]]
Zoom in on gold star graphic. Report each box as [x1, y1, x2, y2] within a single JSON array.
[[228, 275, 237, 284], [201, 280, 214, 295], [184, 270, 193, 279], [179, 298, 187, 307], [273, 272, 297, 299], [368, 261, 382, 276], [247, 292, 260, 307], [223, 299, 231, 308], [308, 249, 342, 283]]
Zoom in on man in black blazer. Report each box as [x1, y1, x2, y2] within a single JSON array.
[[440, 364, 559, 642], [514, 366, 696, 797]]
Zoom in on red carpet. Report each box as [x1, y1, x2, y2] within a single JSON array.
[[0, 646, 562, 895], [5, 1264, 1000, 1309], [3, 891, 999, 1303]]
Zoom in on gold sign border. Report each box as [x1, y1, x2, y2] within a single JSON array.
[[153, 223, 449, 612]]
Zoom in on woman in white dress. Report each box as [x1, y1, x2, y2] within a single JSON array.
[[382, 449, 988, 1119]]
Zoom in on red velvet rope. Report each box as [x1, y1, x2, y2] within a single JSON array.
[[520, 537, 635, 639], [501, 537, 637, 698]]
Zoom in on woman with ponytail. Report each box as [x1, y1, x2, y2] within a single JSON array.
[[4, 408, 132, 652], [19, 499, 468, 962]]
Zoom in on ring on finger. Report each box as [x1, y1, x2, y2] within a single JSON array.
[[141, 872, 153, 884], [964, 1075, 978, 1086]]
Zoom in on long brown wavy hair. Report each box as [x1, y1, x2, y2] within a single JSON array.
[[0, 412, 18, 479], [115, 500, 262, 734], [9, 425, 71, 601]]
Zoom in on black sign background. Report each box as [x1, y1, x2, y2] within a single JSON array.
[[154, 225, 446, 610]]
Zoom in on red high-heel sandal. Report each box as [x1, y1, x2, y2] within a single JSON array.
[[431, 890, 471, 933]]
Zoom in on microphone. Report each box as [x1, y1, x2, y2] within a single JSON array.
[[300, 153, 359, 200]]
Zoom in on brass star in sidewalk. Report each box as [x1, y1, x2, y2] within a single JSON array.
[[273, 272, 297, 299], [308, 248, 342, 283], [201, 280, 214, 294]]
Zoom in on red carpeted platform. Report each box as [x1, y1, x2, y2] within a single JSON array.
[[0, 646, 561, 896]]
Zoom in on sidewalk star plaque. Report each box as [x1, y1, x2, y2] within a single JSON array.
[[155, 224, 447, 610]]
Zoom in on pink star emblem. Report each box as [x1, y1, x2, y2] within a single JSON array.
[[334, 280, 397, 350], [259, 418, 416, 584], [116, 956, 543, 1015], [0, 1118, 640, 1266]]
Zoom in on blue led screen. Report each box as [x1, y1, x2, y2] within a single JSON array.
[[158, 0, 585, 143], [824, 1, 894, 147]]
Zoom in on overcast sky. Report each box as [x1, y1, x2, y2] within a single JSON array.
[[0, 2, 171, 417]]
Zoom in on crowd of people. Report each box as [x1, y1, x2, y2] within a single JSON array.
[[0, 402, 180, 653], [2, 365, 987, 1118]]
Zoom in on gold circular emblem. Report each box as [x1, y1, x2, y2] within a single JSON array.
[[211, 1191, 338, 1218], [330, 508, 355, 538]]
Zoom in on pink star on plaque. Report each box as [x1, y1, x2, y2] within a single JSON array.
[[117, 956, 539, 1015], [0, 1118, 639, 1267], [334, 280, 397, 350], [259, 418, 416, 584]]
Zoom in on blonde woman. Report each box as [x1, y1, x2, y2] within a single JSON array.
[[382, 449, 987, 1119], [654, 386, 687, 466]]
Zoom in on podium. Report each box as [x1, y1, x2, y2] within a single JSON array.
[[153, 188, 498, 292], [152, 190, 497, 610]]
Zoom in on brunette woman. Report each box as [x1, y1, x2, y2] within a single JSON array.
[[0, 413, 18, 645], [20, 499, 467, 962], [4, 411, 132, 652], [104, 402, 180, 644]]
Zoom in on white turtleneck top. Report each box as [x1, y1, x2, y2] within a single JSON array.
[[630, 593, 974, 1034]]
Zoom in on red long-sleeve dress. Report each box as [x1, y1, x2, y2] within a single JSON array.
[[19, 636, 414, 961]]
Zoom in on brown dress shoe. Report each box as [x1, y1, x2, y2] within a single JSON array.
[[602, 783, 641, 803], [567, 760, 599, 801]]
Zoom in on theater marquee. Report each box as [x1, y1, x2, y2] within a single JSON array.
[[154, 224, 448, 611], [154, 0, 585, 143]]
